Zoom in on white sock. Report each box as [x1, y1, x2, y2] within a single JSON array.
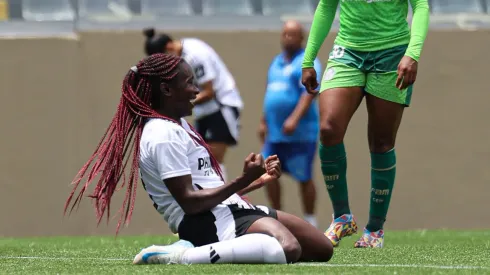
[[181, 233, 286, 264], [219, 163, 228, 183], [304, 214, 318, 228]]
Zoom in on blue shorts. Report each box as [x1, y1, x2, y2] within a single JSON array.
[[262, 142, 317, 182]]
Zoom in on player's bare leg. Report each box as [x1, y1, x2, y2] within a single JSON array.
[[276, 210, 333, 262], [319, 87, 363, 246], [247, 217, 303, 263], [300, 179, 317, 227], [265, 179, 281, 210], [355, 93, 404, 248]]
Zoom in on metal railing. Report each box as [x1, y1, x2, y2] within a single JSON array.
[[0, 0, 490, 34]]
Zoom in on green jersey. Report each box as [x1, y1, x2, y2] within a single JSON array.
[[303, 0, 429, 68]]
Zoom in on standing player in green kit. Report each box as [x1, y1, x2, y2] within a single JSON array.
[[302, 0, 429, 248]]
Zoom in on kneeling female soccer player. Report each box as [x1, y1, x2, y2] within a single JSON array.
[[64, 53, 333, 264]]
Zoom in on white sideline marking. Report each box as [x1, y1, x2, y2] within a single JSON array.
[[0, 256, 128, 261], [299, 263, 488, 270], [0, 256, 488, 270]]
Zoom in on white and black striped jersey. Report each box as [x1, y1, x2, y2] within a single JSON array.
[[138, 118, 249, 233], [181, 38, 243, 119]]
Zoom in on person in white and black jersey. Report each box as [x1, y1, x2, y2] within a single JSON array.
[[64, 54, 333, 265], [142, 27, 243, 183]]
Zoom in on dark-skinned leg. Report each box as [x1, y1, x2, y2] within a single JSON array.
[[319, 87, 364, 246], [319, 88, 364, 217], [247, 217, 302, 263], [319, 87, 365, 146], [354, 93, 404, 248], [366, 93, 404, 153], [276, 211, 334, 262], [367, 93, 404, 230]]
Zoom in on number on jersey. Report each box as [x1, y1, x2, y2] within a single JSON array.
[[329, 45, 345, 59]]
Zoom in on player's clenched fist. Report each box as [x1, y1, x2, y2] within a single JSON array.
[[242, 153, 266, 183], [263, 155, 281, 181], [302, 67, 319, 95]]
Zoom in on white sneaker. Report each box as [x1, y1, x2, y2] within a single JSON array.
[[133, 240, 194, 265]]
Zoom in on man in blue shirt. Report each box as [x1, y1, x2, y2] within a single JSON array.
[[258, 20, 322, 228]]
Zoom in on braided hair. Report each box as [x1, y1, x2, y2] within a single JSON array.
[[64, 53, 223, 233]]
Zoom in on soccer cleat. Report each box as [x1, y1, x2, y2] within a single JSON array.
[[132, 239, 194, 265], [354, 228, 384, 248], [324, 214, 358, 247]]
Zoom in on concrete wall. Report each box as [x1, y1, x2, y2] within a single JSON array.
[[0, 30, 488, 237]]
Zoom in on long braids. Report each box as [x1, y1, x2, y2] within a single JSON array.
[[64, 53, 223, 234]]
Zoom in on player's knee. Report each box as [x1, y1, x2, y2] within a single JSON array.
[[370, 138, 395, 153], [281, 235, 302, 263], [318, 239, 334, 262], [320, 119, 345, 146]]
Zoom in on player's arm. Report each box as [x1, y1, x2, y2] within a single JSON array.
[[237, 155, 281, 196], [191, 57, 217, 105], [236, 177, 265, 196], [165, 175, 252, 215], [284, 59, 322, 130], [405, 0, 430, 62], [153, 140, 252, 215], [396, 0, 429, 89], [302, 0, 339, 69]]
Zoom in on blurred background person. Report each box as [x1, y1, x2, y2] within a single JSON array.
[[258, 20, 322, 228], [143, 28, 243, 183]]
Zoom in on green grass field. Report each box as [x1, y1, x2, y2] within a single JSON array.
[[1, 230, 489, 274]]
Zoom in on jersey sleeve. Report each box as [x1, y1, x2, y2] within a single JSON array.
[[406, 0, 430, 61], [191, 55, 216, 85], [151, 131, 191, 181], [302, 0, 339, 68]]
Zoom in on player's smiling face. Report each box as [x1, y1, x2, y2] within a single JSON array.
[[164, 61, 199, 118]]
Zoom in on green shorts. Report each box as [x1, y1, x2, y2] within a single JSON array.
[[320, 44, 413, 106]]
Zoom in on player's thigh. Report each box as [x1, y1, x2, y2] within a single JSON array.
[[280, 142, 317, 182], [276, 210, 333, 262], [318, 61, 365, 142], [246, 206, 302, 262], [365, 93, 405, 152], [363, 44, 409, 151]]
